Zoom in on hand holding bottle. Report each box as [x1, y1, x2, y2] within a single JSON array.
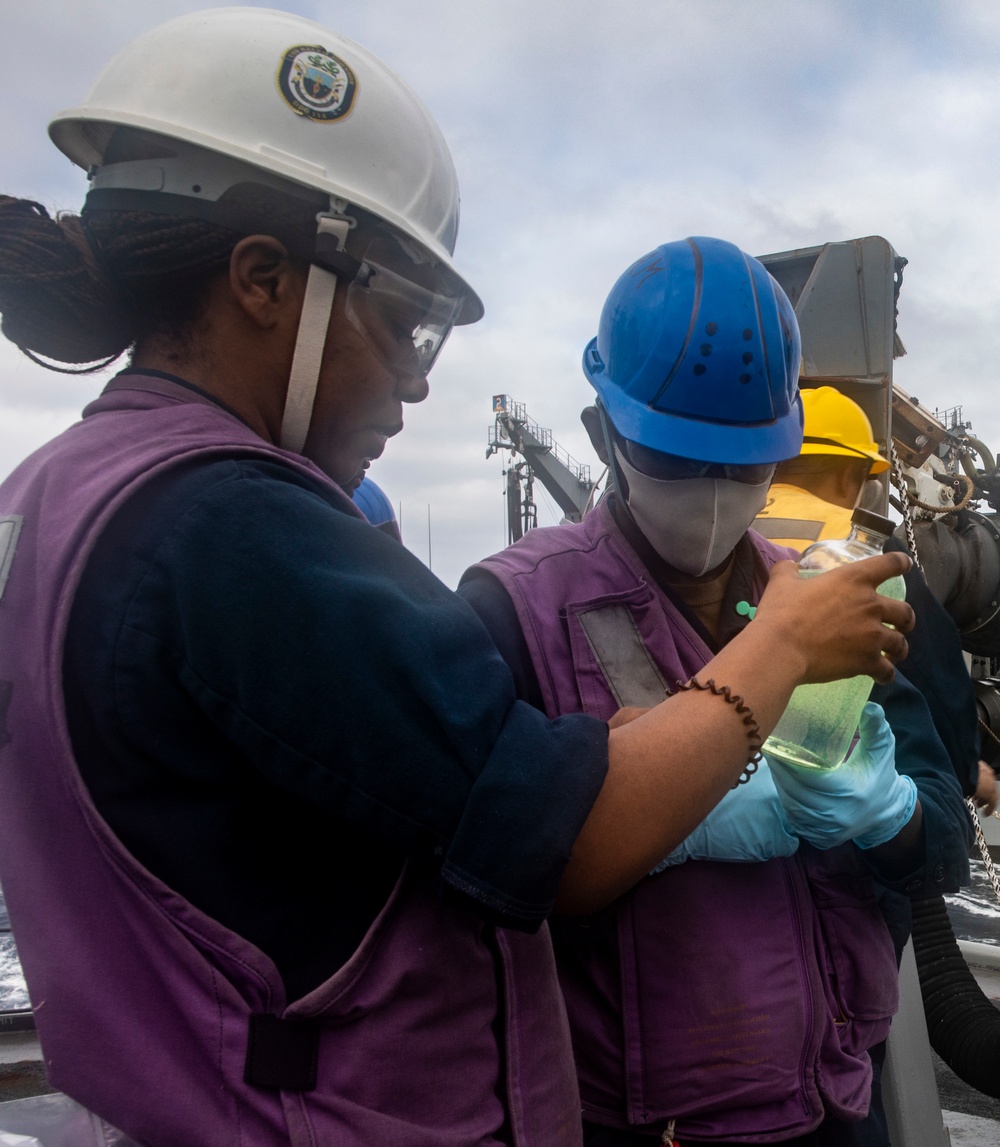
[[570, 553, 912, 912], [753, 551, 913, 687], [765, 703, 918, 849], [763, 510, 909, 770]]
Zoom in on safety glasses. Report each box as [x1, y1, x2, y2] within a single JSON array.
[[340, 236, 466, 379], [622, 439, 777, 486]]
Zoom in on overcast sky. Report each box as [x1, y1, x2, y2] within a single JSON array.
[[3, 0, 1000, 587]]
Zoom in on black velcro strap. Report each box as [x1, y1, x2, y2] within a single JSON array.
[[244, 1014, 319, 1091], [312, 231, 363, 282]]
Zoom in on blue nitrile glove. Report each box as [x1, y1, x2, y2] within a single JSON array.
[[651, 758, 799, 873], [766, 702, 918, 850]]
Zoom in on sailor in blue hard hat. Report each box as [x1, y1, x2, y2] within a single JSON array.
[[581, 235, 803, 579], [461, 236, 966, 1147]]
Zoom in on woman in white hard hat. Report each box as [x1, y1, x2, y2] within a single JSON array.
[[0, 10, 913, 1146]]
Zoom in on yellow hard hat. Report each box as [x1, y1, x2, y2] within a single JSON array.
[[799, 386, 890, 475]]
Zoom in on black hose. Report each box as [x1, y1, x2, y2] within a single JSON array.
[[911, 893, 1000, 1097]]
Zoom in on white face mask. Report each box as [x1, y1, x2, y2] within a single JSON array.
[[614, 445, 772, 577]]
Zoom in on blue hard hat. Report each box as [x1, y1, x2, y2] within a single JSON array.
[[352, 476, 397, 527], [582, 237, 803, 465]]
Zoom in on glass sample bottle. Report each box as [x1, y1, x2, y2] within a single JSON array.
[[764, 508, 906, 770]]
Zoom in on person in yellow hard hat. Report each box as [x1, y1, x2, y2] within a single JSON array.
[[754, 386, 890, 550], [755, 386, 995, 814]]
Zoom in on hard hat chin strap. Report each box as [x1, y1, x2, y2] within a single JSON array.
[[596, 401, 659, 543], [280, 215, 352, 454], [597, 401, 630, 505]]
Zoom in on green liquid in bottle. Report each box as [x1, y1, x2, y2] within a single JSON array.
[[764, 572, 906, 771]]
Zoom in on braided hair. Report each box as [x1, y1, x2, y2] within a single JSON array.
[[0, 182, 323, 373]]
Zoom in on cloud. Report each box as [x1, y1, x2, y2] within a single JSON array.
[[3, 0, 1000, 585]]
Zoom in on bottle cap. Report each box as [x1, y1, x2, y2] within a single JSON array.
[[851, 507, 895, 538]]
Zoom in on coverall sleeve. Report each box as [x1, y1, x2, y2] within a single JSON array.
[[867, 671, 972, 895], [102, 460, 609, 929]]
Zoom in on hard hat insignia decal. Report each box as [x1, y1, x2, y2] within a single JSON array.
[[277, 45, 357, 121]]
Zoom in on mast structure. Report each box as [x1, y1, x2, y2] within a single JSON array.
[[487, 395, 598, 544]]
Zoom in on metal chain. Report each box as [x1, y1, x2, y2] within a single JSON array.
[[967, 795, 1000, 905], [889, 442, 975, 518], [889, 442, 922, 572], [973, 715, 1000, 906], [890, 444, 1000, 899]]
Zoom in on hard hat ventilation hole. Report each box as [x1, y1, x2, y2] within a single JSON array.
[[705, 322, 718, 336], [700, 343, 712, 356], [740, 373, 752, 384], [742, 328, 753, 340], [693, 363, 707, 376], [742, 352, 753, 364]]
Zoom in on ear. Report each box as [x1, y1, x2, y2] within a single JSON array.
[[581, 405, 609, 465], [836, 459, 870, 508], [228, 236, 304, 330]]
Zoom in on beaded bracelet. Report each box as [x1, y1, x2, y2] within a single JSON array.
[[674, 676, 763, 787]]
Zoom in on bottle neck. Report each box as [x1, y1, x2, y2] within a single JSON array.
[[847, 523, 889, 552]]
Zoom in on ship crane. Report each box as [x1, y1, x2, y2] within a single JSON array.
[[486, 395, 600, 544]]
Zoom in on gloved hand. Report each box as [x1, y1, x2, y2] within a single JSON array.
[[651, 758, 800, 873], [767, 702, 918, 850]]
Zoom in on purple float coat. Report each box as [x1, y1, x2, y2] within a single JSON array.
[[473, 499, 899, 1143], [0, 375, 581, 1147]]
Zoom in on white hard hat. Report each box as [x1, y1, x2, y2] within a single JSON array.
[[48, 8, 483, 456], [48, 6, 481, 324]]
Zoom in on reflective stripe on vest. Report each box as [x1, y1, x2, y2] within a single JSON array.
[[753, 516, 823, 543], [0, 516, 23, 603], [577, 605, 670, 707]]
